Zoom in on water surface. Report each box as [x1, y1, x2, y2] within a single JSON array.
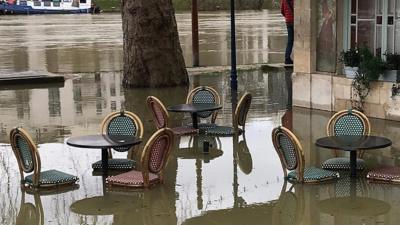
[[0, 11, 286, 74]]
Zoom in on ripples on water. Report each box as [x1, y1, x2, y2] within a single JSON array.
[[0, 11, 286, 74], [1, 11, 400, 225]]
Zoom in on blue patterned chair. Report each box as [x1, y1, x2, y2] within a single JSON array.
[[9, 128, 79, 190], [205, 92, 252, 136], [322, 109, 370, 171], [186, 86, 221, 131], [147, 96, 198, 136], [91, 111, 144, 171], [272, 126, 339, 183]]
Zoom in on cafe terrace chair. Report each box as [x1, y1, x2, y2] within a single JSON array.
[[272, 126, 339, 183], [322, 109, 370, 171], [205, 92, 252, 136], [146, 96, 198, 136], [9, 128, 79, 191], [366, 167, 400, 183], [186, 86, 221, 130], [91, 110, 144, 171], [106, 128, 174, 188]]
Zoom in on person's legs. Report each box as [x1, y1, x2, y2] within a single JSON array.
[[285, 23, 294, 64]]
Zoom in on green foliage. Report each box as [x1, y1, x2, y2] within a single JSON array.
[[351, 47, 384, 111], [384, 52, 400, 70], [93, 0, 120, 11], [339, 47, 360, 67]]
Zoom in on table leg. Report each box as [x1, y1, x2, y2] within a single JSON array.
[[191, 112, 198, 129], [101, 148, 109, 175], [350, 151, 357, 177]]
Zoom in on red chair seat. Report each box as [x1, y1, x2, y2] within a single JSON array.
[[367, 167, 400, 183], [171, 126, 198, 136], [106, 170, 160, 187]]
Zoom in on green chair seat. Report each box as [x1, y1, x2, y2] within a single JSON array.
[[25, 169, 78, 186], [204, 126, 243, 136], [287, 166, 339, 183], [322, 157, 365, 170], [91, 159, 135, 170]]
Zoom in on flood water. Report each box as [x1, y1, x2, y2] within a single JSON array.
[[0, 11, 286, 74], [1, 10, 400, 225]]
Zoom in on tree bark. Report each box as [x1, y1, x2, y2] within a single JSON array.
[[121, 0, 189, 87]]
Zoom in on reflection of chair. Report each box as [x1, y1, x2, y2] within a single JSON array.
[[10, 128, 79, 191], [16, 191, 43, 225], [322, 109, 370, 171], [186, 86, 221, 129], [106, 128, 174, 188], [205, 92, 252, 136], [91, 111, 144, 171], [272, 126, 339, 183], [146, 96, 198, 136], [235, 135, 253, 174], [272, 182, 304, 225]]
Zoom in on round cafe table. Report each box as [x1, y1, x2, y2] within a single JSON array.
[[316, 135, 391, 177], [167, 103, 222, 129], [67, 135, 142, 175]]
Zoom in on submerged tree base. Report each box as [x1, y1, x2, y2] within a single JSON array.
[[122, 0, 189, 88]]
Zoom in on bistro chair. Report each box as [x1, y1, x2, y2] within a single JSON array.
[[186, 86, 221, 130], [367, 167, 400, 183], [146, 96, 198, 136], [106, 128, 174, 188], [322, 109, 370, 171], [91, 110, 144, 171], [9, 127, 79, 190], [205, 92, 252, 136], [272, 126, 339, 183]]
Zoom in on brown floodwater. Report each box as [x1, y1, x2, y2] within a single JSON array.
[[0, 11, 286, 74], [1, 68, 400, 225], [1, 10, 400, 225]]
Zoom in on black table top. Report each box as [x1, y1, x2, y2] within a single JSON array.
[[66, 135, 142, 149], [167, 103, 222, 113], [316, 135, 392, 151]]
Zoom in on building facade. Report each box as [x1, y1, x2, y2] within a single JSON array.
[[293, 0, 400, 120]]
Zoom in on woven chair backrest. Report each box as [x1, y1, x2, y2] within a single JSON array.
[[328, 109, 370, 136], [235, 92, 252, 127], [187, 86, 220, 119], [142, 128, 174, 174], [146, 96, 168, 129], [102, 111, 143, 152], [10, 128, 38, 173], [272, 127, 301, 171]]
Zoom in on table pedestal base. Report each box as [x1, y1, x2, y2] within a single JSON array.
[[350, 151, 357, 177]]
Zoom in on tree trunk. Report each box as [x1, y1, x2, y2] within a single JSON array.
[[121, 0, 189, 87]]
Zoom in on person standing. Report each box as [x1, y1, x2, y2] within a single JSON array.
[[281, 0, 294, 64]]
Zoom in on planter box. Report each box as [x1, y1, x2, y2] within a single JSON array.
[[343, 66, 358, 79], [379, 70, 400, 82]]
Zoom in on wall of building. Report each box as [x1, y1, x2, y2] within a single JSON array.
[[292, 0, 400, 121]]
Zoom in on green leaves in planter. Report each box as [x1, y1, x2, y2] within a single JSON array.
[[358, 47, 384, 81], [384, 52, 400, 71], [340, 47, 360, 67]]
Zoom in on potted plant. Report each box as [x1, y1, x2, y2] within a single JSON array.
[[340, 47, 360, 79], [351, 47, 383, 111], [382, 52, 400, 82]]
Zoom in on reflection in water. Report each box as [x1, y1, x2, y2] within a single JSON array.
[[0, 11, 286, 74], [2, 69, 400, 224]]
